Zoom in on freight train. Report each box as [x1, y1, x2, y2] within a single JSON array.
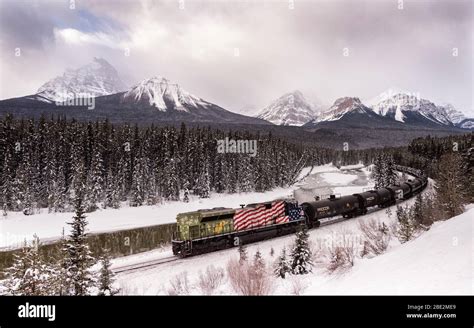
[[172, 165, 427, 257]]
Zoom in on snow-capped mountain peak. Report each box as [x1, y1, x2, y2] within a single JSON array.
[[438, 103, 466, 124], [122, 76, 209, 112], [36, 57, 127, 102], [317, 97, 371, 122], [256, 90, 317, 126], [370, 92, 453, 125]]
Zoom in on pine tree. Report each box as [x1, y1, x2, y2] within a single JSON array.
[[86, 148, 104, 212], [372, 154, 384, 189], [290, 227, 313, 275], [383, 154, 398, 186], [412, 193, 424, 228], [395, 205, 415, 243], [97, 249, 119, 296], [3, 236, 49, 295], [238, 243, 247, 263], [3, 244, 31, 295], [65, 184, 96, 296], [129, 157, 145, 207], [104, 169, 121, 209], [274, 247, 291, 278], [50, 229, 71, 295], [434, 152, 466, 219], [253, 250, 264, 270]]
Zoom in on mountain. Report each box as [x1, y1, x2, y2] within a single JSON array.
[[256, 91, 317, 126], [368, 91, 474, 129], [439, 103, 465, 124], [121, 77, 211, 112], [0, 76, 269, 125], [302, 96, 467, 149], [438, 103, 474, 129], [304, 97, 405, 129], [316, 97, 371, 122], [370, 93, 453, 127], [36, 57, 127, 102]]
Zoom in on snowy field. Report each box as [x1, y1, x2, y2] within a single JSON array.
[[114, 201, 473, 296]]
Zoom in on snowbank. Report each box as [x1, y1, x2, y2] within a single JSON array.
[[303, 206, 473, 295]]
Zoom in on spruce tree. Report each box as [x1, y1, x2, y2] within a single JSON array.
[[395, 205, 415, 243], [3, 244, 31, 295], [412, 193, 424, 228], [3, 236, 49, 295], [274, 247, 291, 278], [97, 249, 119, 296], [51, 229, 71, 295], [372, 154, 384, 189], [290, 227, 313, 275], [383, 154, 398, 186], [253, 250, 265, 270], [434, 152, 466, 219], [238, 243, 247, 263], [65, 184, 96, 296], [86, 148, 104, 212]]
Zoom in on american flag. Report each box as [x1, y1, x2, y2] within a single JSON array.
[[233, 201, 303, 231], [287, 203, 304, 222]]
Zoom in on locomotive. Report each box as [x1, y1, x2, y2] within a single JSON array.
[[172, 166, 428, 257]]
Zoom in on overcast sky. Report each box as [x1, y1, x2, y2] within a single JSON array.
[[0, 0, 472, 115]]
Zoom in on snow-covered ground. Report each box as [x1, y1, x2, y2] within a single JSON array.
[[1, 164, 355, 250], [114, 202, 473, 296]]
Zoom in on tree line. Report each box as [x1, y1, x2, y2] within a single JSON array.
[[0, 115, 337, 215]]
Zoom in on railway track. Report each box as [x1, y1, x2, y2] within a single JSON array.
[[113, 255, 179, 274], [112, 203, 397, 274]]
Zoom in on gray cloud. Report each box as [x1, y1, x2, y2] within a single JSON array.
[[0, 0, 472, 115]]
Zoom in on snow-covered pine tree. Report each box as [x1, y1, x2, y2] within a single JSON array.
[[0, 149, 19, 211], [274, 247, 291, 279], [164, 157, 180, 201], [395, 205, 415, 243], [97, 249, 119, 296], [383, 154, 398, 186], [50, 228, 72, 295], [65, 183, 96, 296], [3, 243, 30, 295], [290, 227, 313, 275], [197, 161, 211, 198], [48, 164, 67, 213], [104, 169, 120, 209], [253, 250, 265, 270], [421, 193, 435, 227], [238, 243, 247, 263], [412, 193, 424, 228], [86, 148, 104, 212], [434, 152, 466, 219], [3, 236, 49, 295], [129, 157, 145, 207], [183, 185, 190, 203], [372, 154, 384, 189]]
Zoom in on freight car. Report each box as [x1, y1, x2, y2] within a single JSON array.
[[172, 165, 428, 257]]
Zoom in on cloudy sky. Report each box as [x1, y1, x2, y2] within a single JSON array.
[[0, 0, 472, 115]]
